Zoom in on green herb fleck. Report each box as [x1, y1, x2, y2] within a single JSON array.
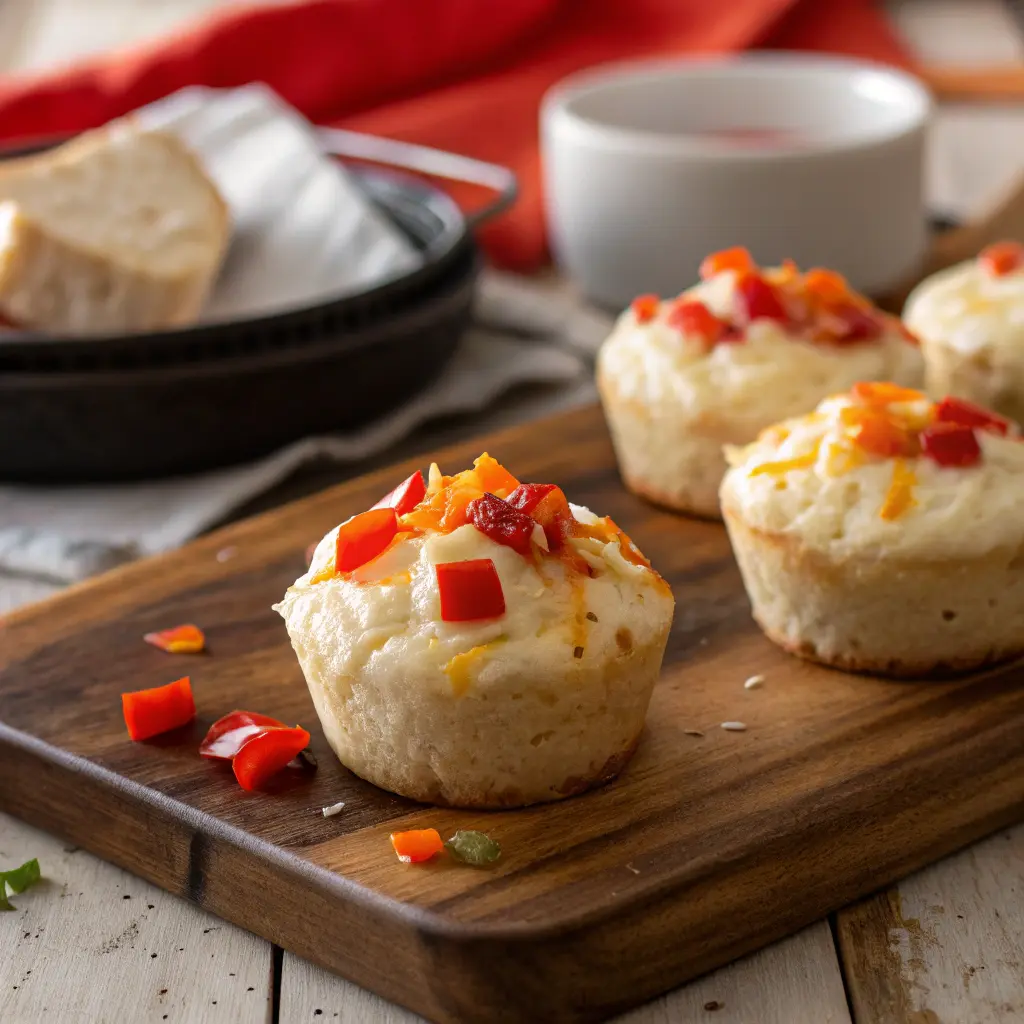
[[444, 831, 501, 867], [0, 859, 41, 911]]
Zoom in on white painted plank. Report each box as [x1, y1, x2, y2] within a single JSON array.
[[0, 578, 59, 614], [279, 920, 851, 1024], [840, 824, 1024, 1024], [0, 812, 274, 1024]]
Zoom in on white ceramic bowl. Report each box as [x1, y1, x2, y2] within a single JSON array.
[[541, 54, 932, 308]]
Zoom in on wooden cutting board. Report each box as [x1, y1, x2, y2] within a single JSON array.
[[2, 404, 1024, 1024]]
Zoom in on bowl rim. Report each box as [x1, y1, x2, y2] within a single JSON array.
[[541, 52, 933, 161]]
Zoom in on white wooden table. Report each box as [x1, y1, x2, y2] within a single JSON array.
[[3, 2, 1024, 1021]]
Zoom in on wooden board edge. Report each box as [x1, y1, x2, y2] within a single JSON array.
[[4, 716, 1024, 1022]]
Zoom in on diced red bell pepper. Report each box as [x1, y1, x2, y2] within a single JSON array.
[[122, 677, 195, 741], [699, 246, 755, 280], [735, 273, 788, 324], [630, 294, 660, 323], [199, 710, 288, 760], [466, 492, 537, 555], [439, 487, 477, 531], [827, 303, 883, 342], [920, 422, 982, 468], [436, 559, 505, 622], [802, 267, 850, 304], [979, 241, 1024, 277], [143, 624, 206, 654], [232, 725, 311, 791], [934, 396, 1010, 436], [666, 300, 727, 345], [372, 471, 426, 516], [506, 483, 557, 515], [468, 454, 520, 497], [335, 508, 398, 573], [391, 828, 444, 864]]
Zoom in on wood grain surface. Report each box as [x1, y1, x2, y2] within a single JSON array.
[[2, 404, 1024, 1023]]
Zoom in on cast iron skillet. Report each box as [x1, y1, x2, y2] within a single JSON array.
[[0, 132, 517, 481]]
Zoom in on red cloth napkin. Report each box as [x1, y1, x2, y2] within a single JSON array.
[[0, 0, 911, 270]]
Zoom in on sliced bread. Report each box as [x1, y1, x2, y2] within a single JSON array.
[[0, 125, 229, 334]]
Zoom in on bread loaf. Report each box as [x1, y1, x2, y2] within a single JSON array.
[[0, 126, 228, 334]]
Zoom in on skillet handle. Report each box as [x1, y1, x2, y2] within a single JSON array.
[[318, 127, 518, 230]]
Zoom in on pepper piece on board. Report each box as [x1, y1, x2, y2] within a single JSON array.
[[122, 677, 195, 741]]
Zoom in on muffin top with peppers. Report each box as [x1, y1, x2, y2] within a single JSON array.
[[905, 241, 1024, 356], [721, 383, 1024, 558], [599, 247, 922, 432], [275, 454, 673, 696]]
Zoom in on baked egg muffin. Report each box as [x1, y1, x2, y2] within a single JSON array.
[[720, 383, 1024, 676], [275, 455, 674, 808], [597, 247, 924, 518], [905, 240, 1024, 423]]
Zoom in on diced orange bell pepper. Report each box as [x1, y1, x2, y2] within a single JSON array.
[[438, 485, 477, 531], [143, 624, 206, 654], [335, 508, 398, 573], [630, 294, 660, 323], [400, 486, 448, 532], [699, 246, 756, 280], [979, 240, 1024, 277], [391, 828, 444, 864], [122, 677, 195, 741], [842, 407, 918, 458], [802, 267, 851, 304], [468, 453, 520, 497]]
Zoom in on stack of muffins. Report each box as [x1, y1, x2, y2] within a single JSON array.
[[598, 243, 1024, 678]]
